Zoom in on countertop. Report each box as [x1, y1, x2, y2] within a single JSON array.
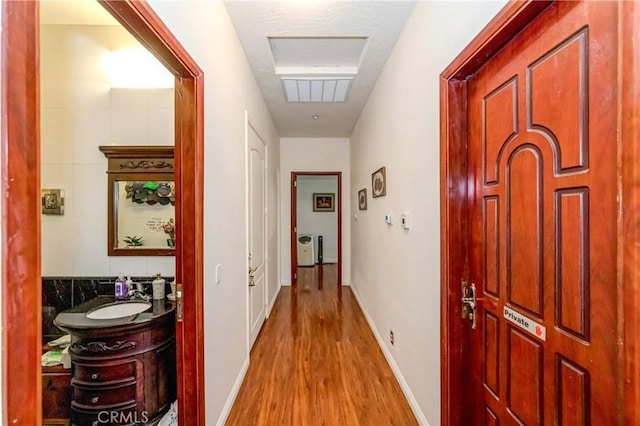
[[54, 295, 175, 333]]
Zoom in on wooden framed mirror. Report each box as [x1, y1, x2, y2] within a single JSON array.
[[100, 145, 176, 256]]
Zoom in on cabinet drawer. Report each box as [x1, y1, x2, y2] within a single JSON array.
[[74, 361, 135, 385], [73, 383, 136, 407]]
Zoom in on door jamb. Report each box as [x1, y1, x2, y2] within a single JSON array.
[[1, 1, 205, 424], [439, 1, 640, 424], [290, 172, 342, 287]]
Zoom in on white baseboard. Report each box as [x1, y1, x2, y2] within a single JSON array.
[[266, 284, 281, 317], [350, 284, 429, 426], [215, 356, 250, 426]]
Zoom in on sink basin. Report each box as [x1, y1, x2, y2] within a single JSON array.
[[86, 301, 151, 320]]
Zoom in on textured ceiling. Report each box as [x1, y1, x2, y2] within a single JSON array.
[[224, 1, 416, 137]]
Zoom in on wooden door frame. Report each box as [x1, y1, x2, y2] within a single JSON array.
[[1, 1, 205, 424], [290, 172, 342, 287], [439, 1, 640, 425]]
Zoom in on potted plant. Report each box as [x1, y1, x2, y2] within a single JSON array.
[[123, 235, 144, 247]]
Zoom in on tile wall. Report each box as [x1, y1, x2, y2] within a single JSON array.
[[40, 24, 175, 277]]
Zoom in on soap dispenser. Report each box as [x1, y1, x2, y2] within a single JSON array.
[[115, 275, 127, 300], [152, 273, 166, 300]]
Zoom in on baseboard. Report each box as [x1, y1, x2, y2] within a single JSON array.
[[350, 284, 430, 426], [214, 356, 250, 426], [267, 284, 281, 317]]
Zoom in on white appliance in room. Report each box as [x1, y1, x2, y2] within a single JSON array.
[[297, 234, 315, 266]]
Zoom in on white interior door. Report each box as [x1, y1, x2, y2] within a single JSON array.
[[248, 121, 266, 348]]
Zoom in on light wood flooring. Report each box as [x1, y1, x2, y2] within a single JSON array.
[[226, 264, 418, 426]]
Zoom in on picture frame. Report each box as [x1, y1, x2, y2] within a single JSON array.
[[372, 166, 386, 198], [313, 193, 335, 212], [358, 188, 367, 210], [41, 189, 65, 215]]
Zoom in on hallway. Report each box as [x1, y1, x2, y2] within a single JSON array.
[[226, 264, 417, 425]]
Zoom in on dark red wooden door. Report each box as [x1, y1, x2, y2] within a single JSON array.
[[467, 1, 619, 424]]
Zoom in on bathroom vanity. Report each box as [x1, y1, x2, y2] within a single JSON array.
[[54, 296, 176, 425]]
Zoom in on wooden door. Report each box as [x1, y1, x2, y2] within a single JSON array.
[[248, 122, 267, 348], [465, 1, 618, 424]]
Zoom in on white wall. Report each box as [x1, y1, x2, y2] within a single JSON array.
[[146, 2, 280, 424], [349, 1, 506, 424], [40, 24, 175, 277], [297, 176, 338, 264], [280, 137, 350, 285]]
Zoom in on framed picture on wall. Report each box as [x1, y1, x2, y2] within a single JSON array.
[[372, 166, 386, 198], [358, 188, 367, 210], [41, 189, 65, 215], [313, 193, 335, 212]]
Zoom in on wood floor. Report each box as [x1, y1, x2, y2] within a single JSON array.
[[226, 264, 417, 426]]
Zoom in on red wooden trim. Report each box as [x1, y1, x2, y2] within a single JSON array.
[[439, 78, 470, 426], [1, 0, 204, 424], [441, 0, 553, 80], [441, 1, 640, 424], [620, 1, 640, 424], [1, 2, 42, 424], [98, 2, 205, 424], [291, 172, 343, 287], [291, 173, 297, 286], [440, 1, 555, 425], [98, 2, 205, 423], [337, 173, 343, 286], [97, 0, 202, 77]]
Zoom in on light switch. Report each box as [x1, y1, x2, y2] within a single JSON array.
[[384, 213, 392, 225], [401, 213, 411, 229], [215, 264, 222, 284]]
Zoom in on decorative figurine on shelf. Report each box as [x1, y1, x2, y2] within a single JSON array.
[[163, 218, 175, 248], [123, 235, 144, 247]]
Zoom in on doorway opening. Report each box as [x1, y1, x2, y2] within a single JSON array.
[[290, 172, 342, 288], [2, 1, 204, 424]]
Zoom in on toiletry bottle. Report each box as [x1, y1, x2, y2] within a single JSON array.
[[115, 275, 127, 300], [152, 273, 166, 300], [125, 276, 133, 296]]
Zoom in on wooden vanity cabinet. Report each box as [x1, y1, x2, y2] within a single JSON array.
[[68, 312, 176, 426]]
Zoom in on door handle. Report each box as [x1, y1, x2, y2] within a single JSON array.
[[461, 281, 477, 329], [248, 266, 257, 287]]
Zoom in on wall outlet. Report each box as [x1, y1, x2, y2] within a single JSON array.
[[390, 330, 394, 346]]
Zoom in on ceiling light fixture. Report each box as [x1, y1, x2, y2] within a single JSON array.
[[312, 115, 320, 120], [282, 78, 352, 103]]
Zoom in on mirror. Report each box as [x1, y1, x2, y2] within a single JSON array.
[[100, 145, 175, 256]]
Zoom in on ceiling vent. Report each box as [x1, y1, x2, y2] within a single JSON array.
[[282, 78, 352, 103]]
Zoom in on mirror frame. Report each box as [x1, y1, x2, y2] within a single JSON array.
[[100, 145, 176, 256]]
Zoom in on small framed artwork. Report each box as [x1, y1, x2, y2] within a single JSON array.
[[42, 189, 65, 215], [372, 166, 386, 198], [358, 188, 367, 210], [313, 193, 335, 212]]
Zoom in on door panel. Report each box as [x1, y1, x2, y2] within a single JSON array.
[[468, 2, 618, 424], [248, 124, 266, 348]]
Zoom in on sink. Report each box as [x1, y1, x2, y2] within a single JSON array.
[[86, 301, 151, 320]]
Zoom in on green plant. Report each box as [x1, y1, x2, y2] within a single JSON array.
[[123, 235, 144, 247]]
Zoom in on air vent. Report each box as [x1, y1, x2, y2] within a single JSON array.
[[282, 78, 352, 103]]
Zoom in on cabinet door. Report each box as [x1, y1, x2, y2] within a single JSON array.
[[43, 372, 71, 422]]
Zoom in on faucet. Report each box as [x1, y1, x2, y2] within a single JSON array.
[[128, 282, 150, 301]]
